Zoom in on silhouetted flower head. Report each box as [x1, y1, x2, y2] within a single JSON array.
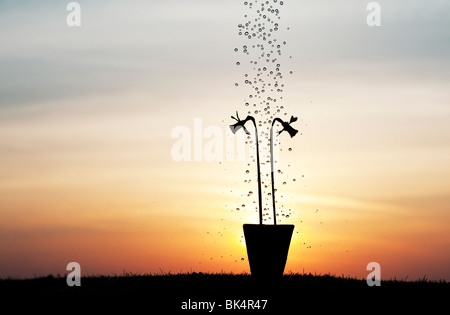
[[230, 111, 252, 135], [277, 116, 298, 138]]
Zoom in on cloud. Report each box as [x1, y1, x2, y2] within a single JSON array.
[[0, 0, 237, 107]]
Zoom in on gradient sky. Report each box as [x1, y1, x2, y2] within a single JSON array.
[[0, 0, 449, 280]]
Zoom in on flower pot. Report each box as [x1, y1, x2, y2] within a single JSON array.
[[243, 224, 294, 280]]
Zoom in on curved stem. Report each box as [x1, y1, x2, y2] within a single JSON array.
[[270, 118, 283, 225], [249, 118, 263, 225]]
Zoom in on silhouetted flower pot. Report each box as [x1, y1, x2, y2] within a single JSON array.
[[243, 224, 294, 280]]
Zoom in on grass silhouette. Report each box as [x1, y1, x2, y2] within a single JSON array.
[[1, 272, 448, 311]]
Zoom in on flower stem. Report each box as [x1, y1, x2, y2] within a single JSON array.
[[249, 117, 263, 225], [270, 118, 283, 225]]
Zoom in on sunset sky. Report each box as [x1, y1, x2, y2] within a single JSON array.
[[1, 0, 449, 281]]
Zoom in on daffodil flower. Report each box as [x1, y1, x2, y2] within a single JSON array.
[[229, 112, 263, 224], [229, 111, 253, 135], [274, 116, 298, 138], [270, 116, 298, 224]]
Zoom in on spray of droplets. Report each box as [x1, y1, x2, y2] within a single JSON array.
[[234, 0, 296, 224]]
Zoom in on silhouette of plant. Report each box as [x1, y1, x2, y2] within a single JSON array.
[[230, 112, 263, 224], [270, 116, 298, 225], [230, 111, 252, 135], [230, 112, 298, 225]]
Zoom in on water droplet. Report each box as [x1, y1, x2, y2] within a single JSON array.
[[288, 148, 292, 151], [241, 258, 245, 261], [246, 170, 250, 174], [234, 48, 238, 52], [236, 62, 240, 66]]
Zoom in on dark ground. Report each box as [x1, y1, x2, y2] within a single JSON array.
[[1, 273, 448, 312]]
